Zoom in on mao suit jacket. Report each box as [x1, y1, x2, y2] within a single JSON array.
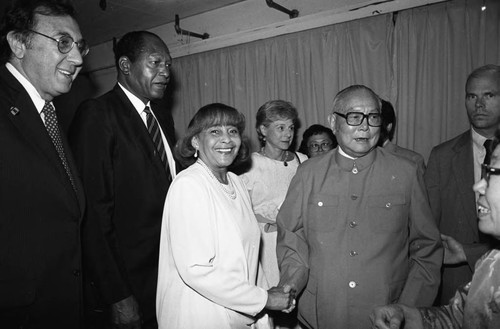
[[425, 130, 499, 304], [277, 147, 442, 329], [69, 85, 176, 325], [0, 65, 86, 328], [384, 140, 426, 176]]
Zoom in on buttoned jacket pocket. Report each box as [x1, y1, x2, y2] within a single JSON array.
[[367, 195, 407, 233], [307, 194, 339, 232]]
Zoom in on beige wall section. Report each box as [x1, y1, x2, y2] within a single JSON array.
[[82, 0, 447, 96]]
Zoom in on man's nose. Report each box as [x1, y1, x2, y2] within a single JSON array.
[[67, 45, 83, 66], [159, 64, 170, 76], [475, 96, 486, 108], [358, 117, 369, 130]]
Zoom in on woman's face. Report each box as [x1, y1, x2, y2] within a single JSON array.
[[307, 132, 334, 157], [260, 118, 294, 151], [474, 144, 500, 239], [193, 125, 241, 173]]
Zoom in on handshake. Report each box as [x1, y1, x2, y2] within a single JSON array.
[[265, 284, 297, 313]]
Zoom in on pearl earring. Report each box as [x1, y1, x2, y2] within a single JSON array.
[[194, 149, 198, 158]]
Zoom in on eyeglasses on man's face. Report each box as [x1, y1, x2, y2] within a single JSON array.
[[481, 163, 500, 184], [334, 111, 382, 127], [308, 141, 333, 152], [28, 30, 89, 57]]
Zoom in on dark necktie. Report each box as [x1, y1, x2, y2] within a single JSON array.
[[484, 139, 493, 165], [42, 101, 76, 191], [481, 139, 494, 179], [144, 106, 172, 181]]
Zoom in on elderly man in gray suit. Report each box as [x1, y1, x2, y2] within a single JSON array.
[[277, 85, 442, 329]]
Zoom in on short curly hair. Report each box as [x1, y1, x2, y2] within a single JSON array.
[[175, 103, 251, 169], [255, 100, 298, 147]]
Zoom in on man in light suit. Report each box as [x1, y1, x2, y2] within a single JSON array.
[[425, 64, 500, 304], [70, 31, 177, 329], [378, 99, 426, 176], [276, 85, 442, 329], [0, 1, 88, 327]]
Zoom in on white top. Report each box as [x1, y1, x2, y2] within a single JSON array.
[[156, 162, 268, 329], [241, 152, 308, 223], [240, 152, 307, 286]]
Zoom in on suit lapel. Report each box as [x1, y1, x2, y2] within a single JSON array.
[[113, 86, 167, 175], [2, 67, 82, 213], [451, 132, 477, 231]]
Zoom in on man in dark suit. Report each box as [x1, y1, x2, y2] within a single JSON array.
[[0, 1, 88, 328], [378, 99, 426, 176], [425, 64, 500, 304], [70, 31, 176, 329]]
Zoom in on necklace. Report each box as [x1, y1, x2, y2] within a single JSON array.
[[261, 148, 289, 167], [197, 159, 236, 199]]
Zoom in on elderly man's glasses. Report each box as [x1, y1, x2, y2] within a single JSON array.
[[28, 30, 89, 57], [481, 163, 500, 184], [334, 112, 382, 127], [308, 142, 332, 152]]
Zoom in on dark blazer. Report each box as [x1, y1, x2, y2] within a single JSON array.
[[69, 85, 176, 327], [0, 65, 86, 328], [425, 130, 499, 304]]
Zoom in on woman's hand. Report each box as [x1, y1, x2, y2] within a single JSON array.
[[265, 285, 295, 311]]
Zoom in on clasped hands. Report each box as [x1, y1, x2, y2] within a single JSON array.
[[266, 284, 296, 313]]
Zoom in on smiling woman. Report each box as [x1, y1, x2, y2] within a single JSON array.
[[156, 103, 295, 329]]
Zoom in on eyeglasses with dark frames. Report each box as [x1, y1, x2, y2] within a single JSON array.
[[308, 141, 333, 152], [334, 111, 382, 127], [28, 30, 89, 57], [481, 163, 500, 184]]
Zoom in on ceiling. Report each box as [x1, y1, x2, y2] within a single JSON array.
[[1, 0, 249, 46]]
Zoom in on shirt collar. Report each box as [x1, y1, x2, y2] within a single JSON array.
[[6, 62, 47, 114], [118, 82, 151, 113], [471, 127, 489, 150]]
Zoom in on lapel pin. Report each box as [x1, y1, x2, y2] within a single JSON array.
[[10, 106, 20, 116]]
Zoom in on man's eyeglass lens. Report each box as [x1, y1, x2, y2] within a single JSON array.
[[29, 30, 89, 57], [334, 112, 382, 127]]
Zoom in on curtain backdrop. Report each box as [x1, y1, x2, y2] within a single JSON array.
[[76, 0, 499, 160], [169, 14, 394, 151], [393, 0, 500, 160]]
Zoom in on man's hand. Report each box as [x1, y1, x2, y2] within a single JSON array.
[[441, 234, 467, 265], [370, 304, 423, 329], [110, 295, 142, 329], [370, 304, 405, 329], [280, 284, 296, 313], [265, 286, 295, 311]]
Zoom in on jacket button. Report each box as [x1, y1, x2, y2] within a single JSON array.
[[73, 269, 80, 277], [348, 281, 357, 288], [349, 250, 358, 257], [349, 221, 357, 228], [318, 201, 323, 206]]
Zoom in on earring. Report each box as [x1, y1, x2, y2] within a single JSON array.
[[194, 149, 198, 158]]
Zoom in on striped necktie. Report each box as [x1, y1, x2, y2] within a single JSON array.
[[42, 101, 76, 191], [144, 106, 172, 181]]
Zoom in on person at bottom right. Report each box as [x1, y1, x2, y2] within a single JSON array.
[[371, 130, 500, 329]]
